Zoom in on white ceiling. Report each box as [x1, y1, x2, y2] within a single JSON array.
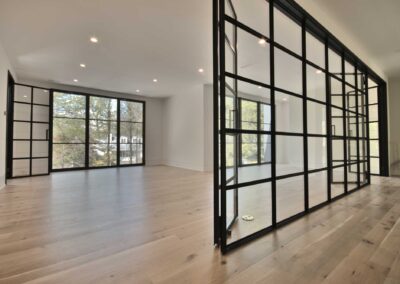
[[0, 0, 399, 98], [0, 0, 213, 97], [308, 0, 400, 78]]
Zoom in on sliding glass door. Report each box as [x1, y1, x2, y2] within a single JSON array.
[[52, 91, 145, 171]]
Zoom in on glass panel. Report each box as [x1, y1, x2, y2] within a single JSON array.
[[260, 134, 271, 163], [276, 135, 303, 176], [52, 144, 85, 169], [368, 87, 378, 104], [274, 8, 301, 55], [370, 140, 379, 157], [240, 100, 258, 130], [307, 101, 326, 135], [307, 65, 326, 102], [14, 85, 31, 103], [345, 60, 355, 86], [89, 120, 118, 144], [346, 85, 356, 112], [328, 49, 342, 79], [260, 103, 271, 131], [370, 157, 380, 174], [230, 0, 269, 36], [32, 141, 48, 158], [276, 92, 303, 133], [13, 141, 30, 158], [12, 159, 30, 177], [32, 158, 48, 175], [33, 88, 50, 105], [89, 144, 117, 167], [90, 97, 117, 120], [120, 101, 144, 122], [369, 122, 379, 139], [53, 92, 86, 118], [332, 139, 344, 166], [347, 112, 357, 138], [306, 32, 325, 68], [330, 77, 343, 108], [309, 171, 328, 207], [369, 105, 378, 121], [120, 144, 143, 165], [241, 134, 258, 165], [53, 118, 86, 143], [32, 123, 49, 140], [227, 182, 272, 244], [13, 122, 31, 139], [331, 107, 343, 136], [275, 48, 302, 94], [14, 103, 31, 121], [331, 167, 345, 197], [120, 123, 143, 144], [277, 175, 304, 221], [32, 105, 49, 122], [308, 137, 327, 170]]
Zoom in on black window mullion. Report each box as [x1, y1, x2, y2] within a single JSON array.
[[355, 65, 360, 187], [302, 19, 309, 211], [257, 102, 261, 164], [342, 53, 348, 193], [117, 99, 121, 166], [29, 87, 33, 176], [325, 40, 332, 201], [85, 95, 90, 168]]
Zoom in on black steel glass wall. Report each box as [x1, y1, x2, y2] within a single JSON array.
[[213, 0, 387, 253], [52, 91, 145, 171]]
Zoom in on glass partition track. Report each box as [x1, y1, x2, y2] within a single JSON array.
[[213, 0, 386, 253]]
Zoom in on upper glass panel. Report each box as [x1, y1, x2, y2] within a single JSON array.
[[120, 101, 144, 122], [307, 65, 326, 102], [53, 92, 86, 118], [275, 48, 302, 94], [33, 88, 50, 105], [306, 32, 325, 68], [229, 0, 269, 36], [328, 49, 342, 79], [14, 85, 31, 103], [90, 97, 117, 121], [274, 8, 302, 55]]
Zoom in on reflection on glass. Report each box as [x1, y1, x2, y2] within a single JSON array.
[[277, 176, 304, 221]]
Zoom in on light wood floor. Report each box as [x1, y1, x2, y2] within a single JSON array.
[[0, 166, 399, 284]]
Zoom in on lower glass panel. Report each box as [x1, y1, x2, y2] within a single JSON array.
[[227, 182, 272, 244], [277, 175, 304, 222], [13, 141, 30, 158], [89, 144, 117, 167], [52, 144, 85, 169], [331, 167, 345, 198], [120, 144, 143, 165], [32, 158, 48, 175], [12, 159, 30, 177], [370, 157, 380, 175], [276, 135, 304, 177], [309, 171, 328, 208]]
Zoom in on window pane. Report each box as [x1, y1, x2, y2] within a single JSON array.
[[13, 122, 30, 139], [308, 137, 327, 170], [120, 101, 143, 122], [309, 171, 328, 208], [32, 158, 48, 175], [369, 122, 379, 139], [14, 103, 31, 121], [89, 144, 117, 167], [370, 140, 379, 157], [369, 87, 378, 104], [275, 48, 302, 94], [120, 122, 143, 144], [52, 144, 85, 169], [230, 0, 269, 36], [330, 77, 343, 108], [306, 32, 325, 68], [345, 60, 355, 86], [33, 105, 49, 122], [277, 176, 304, 221], [12, 159, 30, 177], [89, 120, 117, 144], [370, 158, 380, 174], [308, 101, 326, 135], [332, 139, 344, 166], [331, 107, 343, 136], [120, 144, 143, 165], [33, 88, 50, 105], [276, 135, 303, 176], [260, 134, 271, 163], [307, 65, 326, 102], [90, 97, 117, 120], [241, 134, 258, 165], [369, 105, 378, 121], [331, 167, 345, 197], [13, 141, 30, 158], [241, 100, 258, 130], [53, 118, 86, 143], [328, 49, 342, 79], [14, 85, 31, 103], [276, 92, 303, 133], [53, 92, 86, 118], [260, 103, 271, 131], [274, 8, 301, 55]]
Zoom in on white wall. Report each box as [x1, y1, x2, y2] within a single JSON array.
[[0, 42, 15, 189], [18, 79, 164, 167], [162, 85, 205, 171]]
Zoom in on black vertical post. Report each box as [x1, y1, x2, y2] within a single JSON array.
[[49, 90, 54, 173], [29, 87, 33, 176], [212, 0, 220, 246], [355, 64, 361, 187], [365, 77, 371, 183], [341, 54, 348, 193], [269, 0, 277, 225], [325, 40, 332, 201], [218, 0, 227, 253], [378, 82, 389, 176], [301, 20, 309, 211], [257, 102, 262, 164], [85, 96, 90, 168], [6, 72, 15, 180], [117, 99, 121, 166]]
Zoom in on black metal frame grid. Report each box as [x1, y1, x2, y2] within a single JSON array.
[[213, 0, 387, 253], [7, 83, 51, 179], [51, 89, 146, 172]]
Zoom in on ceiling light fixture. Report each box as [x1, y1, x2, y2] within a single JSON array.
[[153, 78, 158, 83], [136, 89, 140, 93], [282, 98, 288, 102], [258, 86, 262, 89], [80, 63, 86, 68], [198, 68, 204, 73], [73, 79, 79, 82], [258, 38, 267, 45], [90, 37, 99, 43]]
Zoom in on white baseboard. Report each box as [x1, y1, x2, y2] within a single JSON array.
[[162, 160, 204, 172]]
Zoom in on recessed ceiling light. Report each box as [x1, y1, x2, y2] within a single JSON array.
[[80, 63, 86, 68], [258, 38, 267, 45], [153, 78, 158, 83], [136, 89, 140, 93], [198, 68, 204, 73], [258, 86, 262, 89], [316, 70, 323, 74], [73, 79, 79, 82], [282, 98, 288, 102], [23, 95, 27, 98], [43, 90, 48, 93], [90, 37, 99, 43]]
